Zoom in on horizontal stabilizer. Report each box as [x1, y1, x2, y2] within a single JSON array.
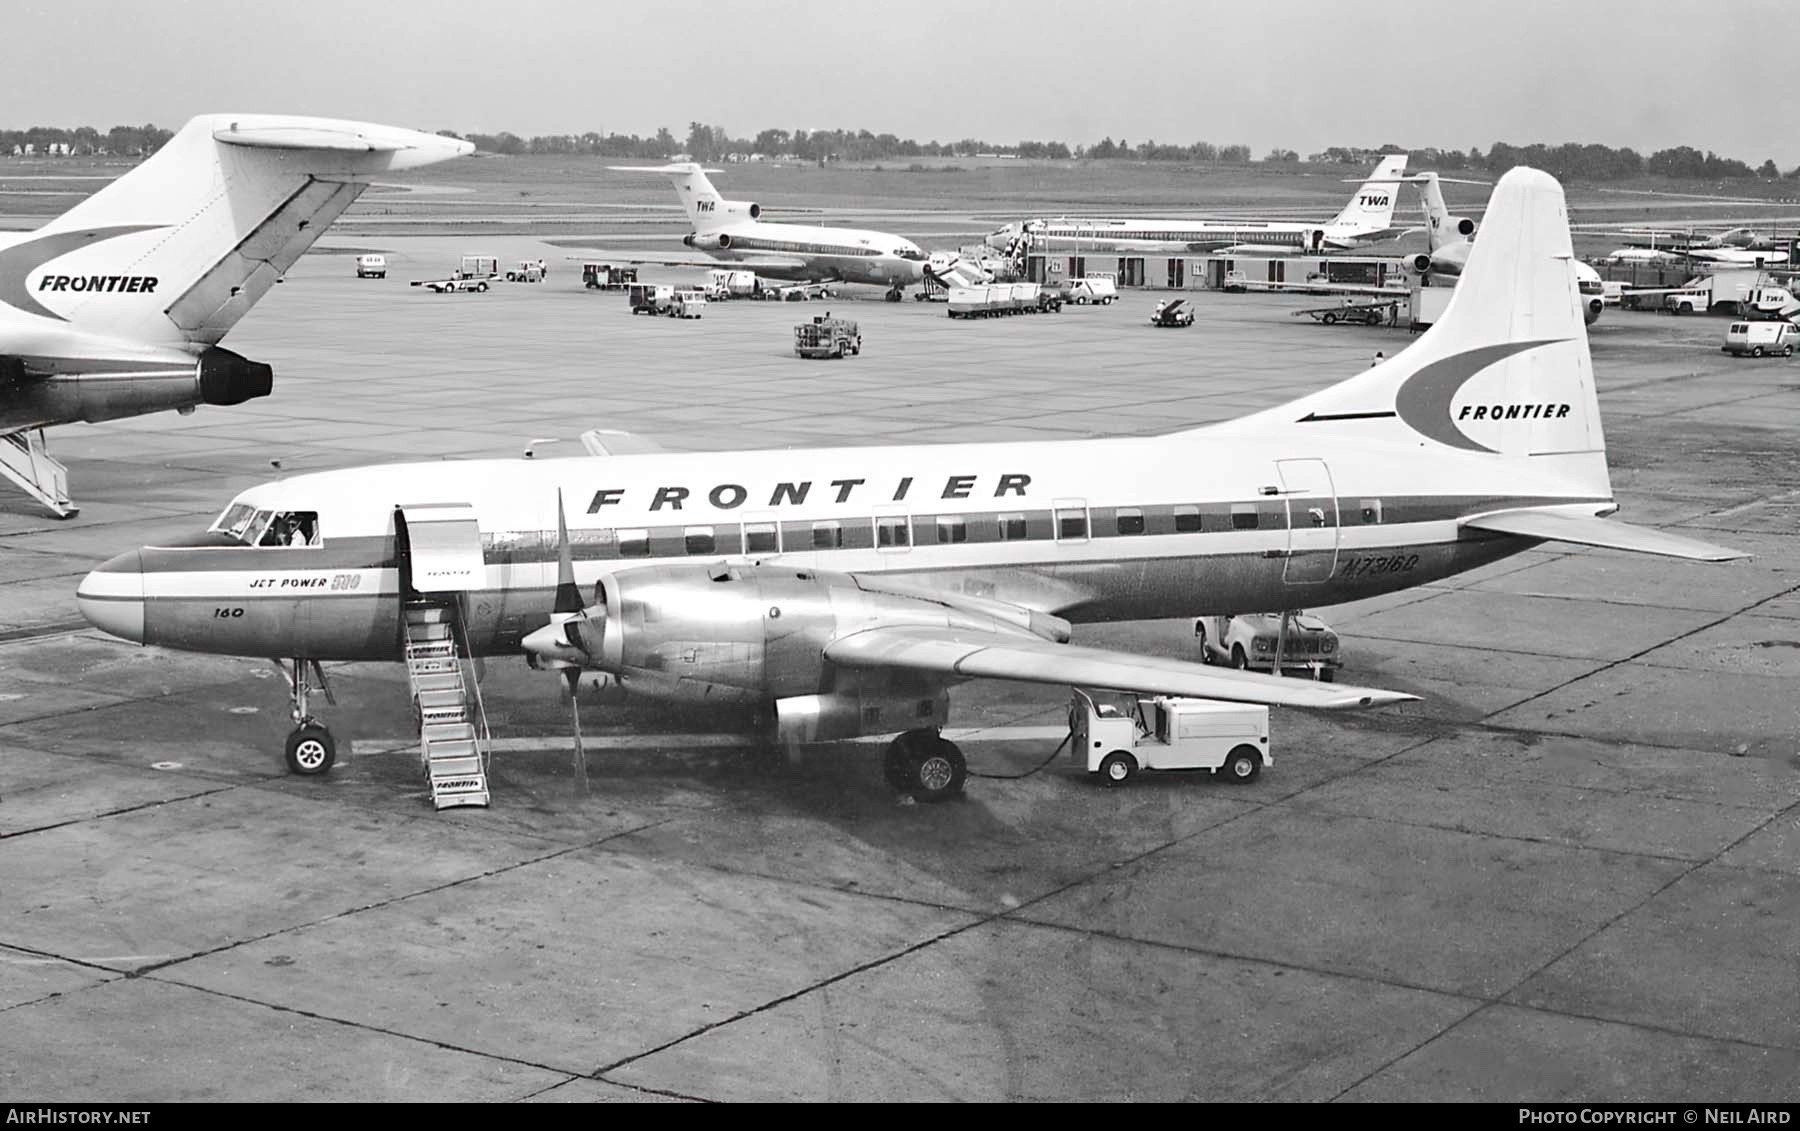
[[1461, 508, 1749, 561], [824, 625, 1417, 710], [579, 428, 666, 457]]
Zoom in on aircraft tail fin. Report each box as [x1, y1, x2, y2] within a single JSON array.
[[17, 115, 470, 348], [1326, 153, 1409, 236], [1227, 166, 1611, 500], [608, 162, 730, 231]]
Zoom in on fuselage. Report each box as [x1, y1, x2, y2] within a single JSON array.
[[689, 219, 927, 287], [988, 218, 1386, 258], [78, 428, 1607, 664]]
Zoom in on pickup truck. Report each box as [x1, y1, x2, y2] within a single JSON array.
[[1221, 270, 1249, 294], [1194, 612, 1342, 680]]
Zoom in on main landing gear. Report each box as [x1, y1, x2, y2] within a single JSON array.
[[882, 728, 966, 803], [885, 285, 905, 303], [276, 658, 338, 776]]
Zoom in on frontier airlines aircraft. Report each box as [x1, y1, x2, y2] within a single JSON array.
[[79, 168, 1743, 804], [0, 114, 472, 517]]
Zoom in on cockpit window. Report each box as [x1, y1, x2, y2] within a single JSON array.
[[263, 511, 320, 547], [896, 247, 926, 261], [212, 502, 259, 539]]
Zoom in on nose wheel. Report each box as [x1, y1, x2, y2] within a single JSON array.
[[882, 728, 966, 802], [275, 658, 338, 776]]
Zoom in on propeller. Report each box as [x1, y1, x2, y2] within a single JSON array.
[[526, 490, 592, 791]]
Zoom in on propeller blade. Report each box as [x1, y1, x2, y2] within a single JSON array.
[[554, 489, 582, 615], [565, 667, 589, 793]]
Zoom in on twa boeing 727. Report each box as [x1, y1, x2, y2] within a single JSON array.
[[78, 168, 1743, 806], [0, 114, 472, 517]]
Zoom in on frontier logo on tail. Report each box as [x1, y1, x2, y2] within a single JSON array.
[[1394, 339, 1570, 453], [0, 225, 167, 321]]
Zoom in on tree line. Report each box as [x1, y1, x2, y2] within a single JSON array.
[[4, 120, 1792, 182]]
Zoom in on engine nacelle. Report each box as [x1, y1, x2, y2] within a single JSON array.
[[1449, 216, 1476, 238], [1409, 252, 1434, 274], [683, 232, 732, 251], [551, 563, 1063, 709], [718, 199, 760, 221], [0, 345, 273, 432]]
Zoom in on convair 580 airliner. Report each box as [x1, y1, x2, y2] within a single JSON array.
[[79, 168, 1744, 803], [0, 114, 471, 517]]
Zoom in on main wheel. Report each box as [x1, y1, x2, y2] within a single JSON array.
[[1224, 745, 1262, 783], [1231, 644, 1249, 670], [911, 737, 966, 803], [284, 726, 336, 776], [1321, 311, 1338, 325], [1100, 751, 1137, 786]]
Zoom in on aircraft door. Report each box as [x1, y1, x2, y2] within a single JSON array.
[[1275, 458, 1339, 584], [396, 502, 488, 594]]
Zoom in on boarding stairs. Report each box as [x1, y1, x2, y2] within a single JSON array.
[[1, 429, 76, 517], [403, 599, 491, 809]]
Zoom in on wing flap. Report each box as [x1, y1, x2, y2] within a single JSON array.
[[824, 626, 1416, 710], [1461, 508, 1748, 561]]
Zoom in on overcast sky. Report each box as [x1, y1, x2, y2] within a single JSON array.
[[15, 0, 1794, 164]]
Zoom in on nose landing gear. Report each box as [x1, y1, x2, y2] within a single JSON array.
[[275, 658, 338, 775]]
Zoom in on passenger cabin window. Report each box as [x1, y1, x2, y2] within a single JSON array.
[[1056, 507, 1088, 540], [1173, 505, 1202, 533], [1116, 508, 1145, 535], [999, 513, 1027, 541], [1230, 504, 1259, 530], [812, 521, 843, 549], [743, 523, 779, 555], [1360, 499, 1383, 524], [619, 529, 650, 557], [936, 516, 967, 544], [876, 516, 910, 548], [257, 510, 320, 548], [684, 527, 715, 555]]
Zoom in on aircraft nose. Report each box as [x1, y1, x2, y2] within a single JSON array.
[[78, 550, 145, 644]]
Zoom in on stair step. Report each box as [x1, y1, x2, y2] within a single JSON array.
[[423, 722, 476, 744], [431, 785, 490, 810], [413, 675, 464, 696], [406, 622, 453, 641], [405, 605, 455, 624], [426, 738, 476, 759], [430, 754, 485, 779]]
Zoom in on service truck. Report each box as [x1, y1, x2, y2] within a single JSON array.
[[794, 315, 861, 358], [1068, 276, 1119, 304], [411, 255, 498, 294], [627, 283, 675, 314], [706, 269, 758, 300], [1070, 689, 1270, 785], [582, 263, 637, 290]]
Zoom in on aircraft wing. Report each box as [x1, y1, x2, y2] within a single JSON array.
[[1459, 508, 1748, 561], [579, 428, 666, 456], [823, 625, 1416, 709]]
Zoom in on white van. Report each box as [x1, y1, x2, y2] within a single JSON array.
[[354, 254, 387, 279], [1068, 276, 1118, 305], [1722, 321, 1799, 358]]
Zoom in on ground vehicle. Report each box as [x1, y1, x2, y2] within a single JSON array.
[[504, 260, 544, 283], [582, 263, 637, 290], [1194, 612, 1342, 680], [669, 290, 705, 318], [1068, 276, 1119, 304], [1723, 320, 1799, 357], [947, 283, 1060, 317], [1658, 270, 1785, 316], [411, 255, 497, 294], [1408, 284, 1453, 332], [777, 282, 835, 302], [1294, 300, 1394, 327], [1220, 270, 1249, 294], [1150, 298, 1194, 326], [706, 269, 758, 299], [794, 315, 861, 358], [1070, 689, 1270, 785], [627, 283, 675, 314], [354, 254, 387, 279]]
